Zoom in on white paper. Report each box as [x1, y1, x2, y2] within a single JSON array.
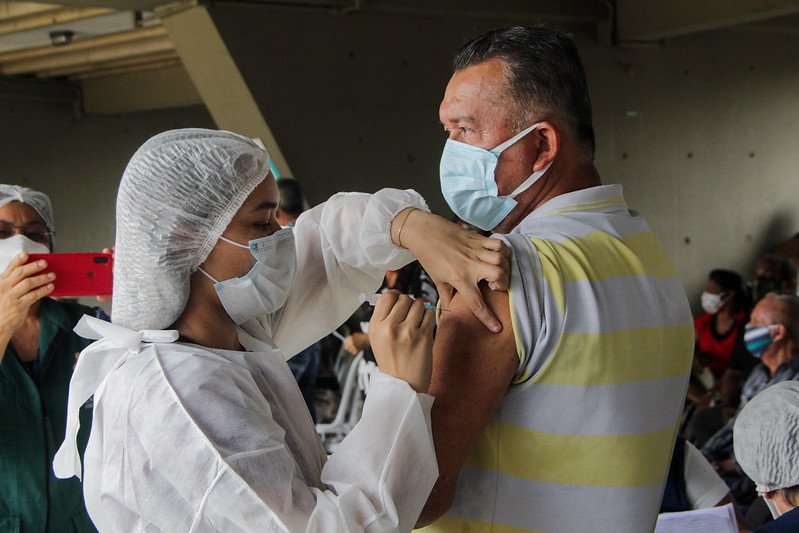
[[654, 503, 737, 533]]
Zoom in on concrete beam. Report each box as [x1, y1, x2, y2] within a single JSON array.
[[159, 4, 293, 176], [0, 6, 114, 36], [18, 0, 172, 10], [365, 0, 609, 22], [82, 63, 202, 113], [617, 0, 799, 40], [0, 2, 60, 21]]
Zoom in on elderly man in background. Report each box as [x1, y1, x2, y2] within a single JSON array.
[[734, 380, 799, 531], [417, 26, 694, 532], [703, 293, 799, 502]]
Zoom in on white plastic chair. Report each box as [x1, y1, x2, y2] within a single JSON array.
[[316, 351, 365, 452]]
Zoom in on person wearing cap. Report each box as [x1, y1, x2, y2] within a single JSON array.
[[52, 129, 510, 532], [734, 380, 799, 531], [0, 184, 102, 532]]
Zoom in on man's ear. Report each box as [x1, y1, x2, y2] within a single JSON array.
[[533, 121, 560, 172], [771, 323, 788, 342]]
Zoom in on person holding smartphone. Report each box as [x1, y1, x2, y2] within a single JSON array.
[[0, 184, 102, 532]]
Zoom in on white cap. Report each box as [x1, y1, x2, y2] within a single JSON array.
[[734, 380, 799, 492], [0, 184, 55, 234], [112, 128, 269, 330]]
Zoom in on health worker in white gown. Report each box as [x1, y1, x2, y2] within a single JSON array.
[[53, 129, 510, 532]]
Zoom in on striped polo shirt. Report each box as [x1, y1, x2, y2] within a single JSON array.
[[425, 184, 693, 532]]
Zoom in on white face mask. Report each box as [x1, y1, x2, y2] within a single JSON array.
[[700, 291, 725, 314], [198, 227, 297, 325], [0, 234, 50, 273], [757, 485, 784, 519]]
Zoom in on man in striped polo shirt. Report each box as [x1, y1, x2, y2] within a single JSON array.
[[417, 27, 694, 532]]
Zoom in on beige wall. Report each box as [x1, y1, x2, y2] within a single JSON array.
[[583, 29, 799, 304], [2, 11, 797, 312]]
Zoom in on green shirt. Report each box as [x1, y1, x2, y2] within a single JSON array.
[[0, 298, 97, 532]]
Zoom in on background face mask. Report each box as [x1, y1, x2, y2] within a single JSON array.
[[744, 325, 776, 358], [700, 291, 724, 314], [439, 123, 551, 231], [757, 486, 784, 520], [0, 234, 49, 273], [199, 228, 297, 325]]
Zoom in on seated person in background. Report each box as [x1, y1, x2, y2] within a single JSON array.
[[660, 436, 749, 531], [691, 256, 798, 447], [702, 292, 799, 505], [734, 381, 799, 532], [772, 233, 799, 273], [694, 269, 751, 380], [276, 177, 320, 422], [0, 184, 107, 533], [53, 129, 510, 531], [684, 270, 751, 436]]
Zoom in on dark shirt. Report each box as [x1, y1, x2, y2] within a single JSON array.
[[703, 356, 799, 460], [756, 505, 799, 532], [0, 298, 101, 532]]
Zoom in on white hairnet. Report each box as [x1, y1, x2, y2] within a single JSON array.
[[113, 129, 269, 330], [0, 184, 55, 234], [734, 380, 799, 491]]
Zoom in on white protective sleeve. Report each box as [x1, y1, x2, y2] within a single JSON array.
[[197, 372, 438, 532], [256, 188, 429, 358]]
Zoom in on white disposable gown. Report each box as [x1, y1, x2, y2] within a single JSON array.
[[54, 189, 438, 532]]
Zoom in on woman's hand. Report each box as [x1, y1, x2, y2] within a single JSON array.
[[0, 252, 54, 345], [368, 290, 435, 393], [343, 332, 370, 355], [392, 208, 510, 333], [97, 246, 114, 303]]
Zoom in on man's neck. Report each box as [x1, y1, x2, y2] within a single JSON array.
[[495, 161, 601, 233], [762, 342, 797, 375]]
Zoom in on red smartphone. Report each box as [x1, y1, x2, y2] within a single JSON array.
[[27, 253, 113, 298]]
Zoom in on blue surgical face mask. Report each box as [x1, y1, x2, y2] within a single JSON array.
[[439, 122, 552, 231], [744, 324, 777, 359], [198, 228, 297, 325]]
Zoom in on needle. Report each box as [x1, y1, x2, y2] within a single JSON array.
[[359, 292, 449, 312]]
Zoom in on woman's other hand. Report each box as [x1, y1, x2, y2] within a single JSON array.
[[97, 246, 114, 303], [0, 252, 54, 358], [368, 290, 435, 393], [342, 332, 370, 355], [392, 208, 510, 333]]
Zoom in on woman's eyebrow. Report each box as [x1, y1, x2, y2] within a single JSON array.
[[253, 201, 278, 211]]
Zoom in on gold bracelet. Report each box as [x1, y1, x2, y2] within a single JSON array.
[[396, 207, 417, 249]]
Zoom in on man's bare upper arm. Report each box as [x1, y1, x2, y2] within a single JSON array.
[[417, 282, 519, 525]]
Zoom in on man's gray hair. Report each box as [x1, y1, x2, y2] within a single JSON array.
[[765, 292, 799, 343], [453, 26, 595, 156]]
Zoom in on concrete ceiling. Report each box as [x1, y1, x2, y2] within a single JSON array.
[[0, 0, 797, 91]]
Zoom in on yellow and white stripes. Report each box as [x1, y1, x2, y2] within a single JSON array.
[[425, 185, 693, 533]]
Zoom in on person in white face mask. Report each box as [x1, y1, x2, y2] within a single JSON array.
[[685, 269, 752, 435], [0, 184, 103, 532], [695, 270, 751, 380], [734, 380, 799, 531], [53, 128, 510, 532]]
